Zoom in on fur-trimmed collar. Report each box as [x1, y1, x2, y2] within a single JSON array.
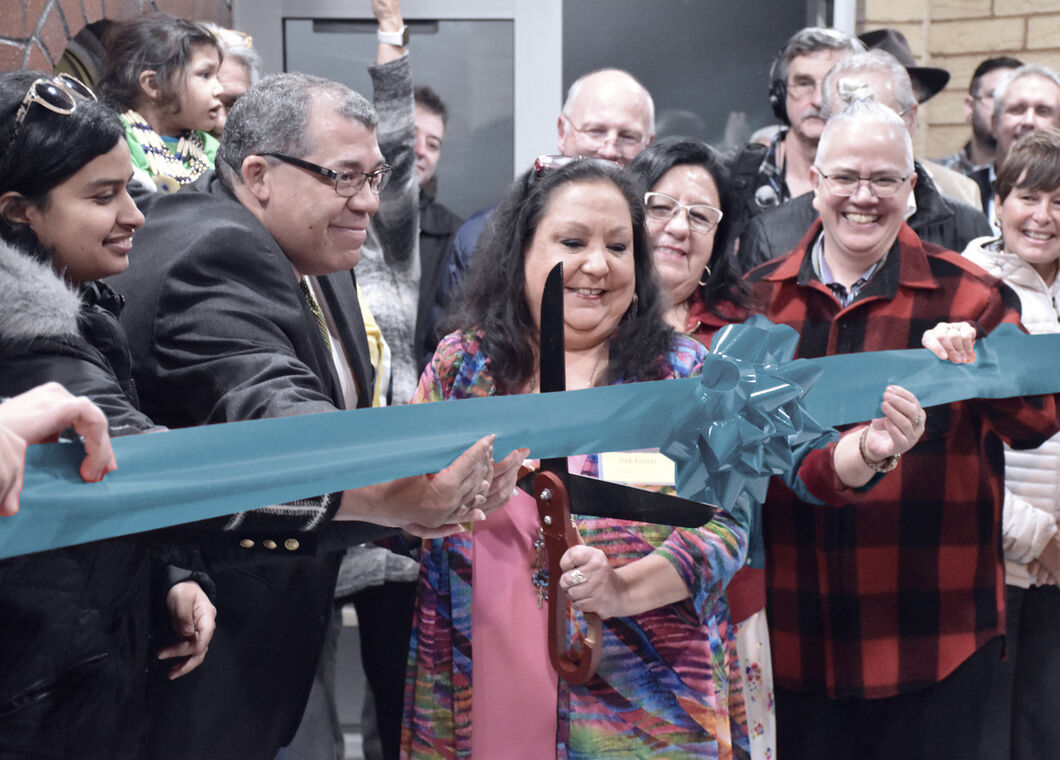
[[0, 238, 82, 340]]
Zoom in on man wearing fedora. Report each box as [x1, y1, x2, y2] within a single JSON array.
[[858, 28, 983, 211]]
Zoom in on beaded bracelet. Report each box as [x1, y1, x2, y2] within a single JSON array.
[[859, 425, 900, 473]]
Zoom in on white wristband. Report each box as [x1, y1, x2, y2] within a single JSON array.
[[377, 25, 409, 47]]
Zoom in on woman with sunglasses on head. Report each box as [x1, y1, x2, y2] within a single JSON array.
[[99, 13, 223, 192], [401, 156, 748, 759], [0, 70, 215, 759], [401, 157, 926, 760]]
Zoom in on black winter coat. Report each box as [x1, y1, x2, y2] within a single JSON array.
[[0, 241, 159, 759], [736, 162, 993, 274]]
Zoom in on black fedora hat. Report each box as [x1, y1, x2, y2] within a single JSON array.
[[859, 28, 951, 103]]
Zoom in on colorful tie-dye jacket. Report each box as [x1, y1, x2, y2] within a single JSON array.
[[400, 330, 751, 759]]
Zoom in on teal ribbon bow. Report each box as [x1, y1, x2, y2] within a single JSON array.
[[9, 318, 1060, 560]]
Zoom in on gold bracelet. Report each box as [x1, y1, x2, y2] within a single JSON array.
[[859, 426, 900, 473]]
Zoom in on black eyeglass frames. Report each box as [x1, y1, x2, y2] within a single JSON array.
[[258, 152, 392, 196]]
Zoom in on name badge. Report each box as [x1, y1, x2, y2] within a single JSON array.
[[598, 450, 675, 486]]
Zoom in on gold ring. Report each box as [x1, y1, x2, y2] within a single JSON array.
[[569, 568, 587, 586]]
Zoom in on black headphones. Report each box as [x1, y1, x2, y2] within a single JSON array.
[[766, 29, 867, 127], [767, 52, 788, 125]]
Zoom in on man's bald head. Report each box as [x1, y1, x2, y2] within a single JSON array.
[[557, 68, 654, 165]]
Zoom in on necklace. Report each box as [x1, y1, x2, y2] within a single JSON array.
[[122, 109, 210, 189]]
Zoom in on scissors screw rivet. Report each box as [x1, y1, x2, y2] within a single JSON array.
[[540, 489, 553, 502], [543, 515, 552, 525]]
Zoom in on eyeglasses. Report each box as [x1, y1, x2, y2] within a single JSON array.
[[6, 74, 96, 157], [815, 170, 910, 198], [259, 152, 391, 195], [560, 114, 647, 151], [643, 191, 723, 232], [787, 77, 823, 100]]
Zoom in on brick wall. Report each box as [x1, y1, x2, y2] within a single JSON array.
[[860, 0, 1060, 158], [0, 0, 232, 74]]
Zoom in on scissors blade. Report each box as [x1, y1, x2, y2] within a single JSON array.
[[539, 263, 567, 477], [518, 472, 718, 528], [539, 262, 565, 396]]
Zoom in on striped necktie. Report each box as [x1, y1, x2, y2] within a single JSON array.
[[299, 277, 333, 352]]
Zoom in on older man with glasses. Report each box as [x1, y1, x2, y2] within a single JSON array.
[[425, 67, 655, 364], [108, 31, 523, 760], [746, 99, 1060, 760], [728, 27, 864, 249], [740, 49, 991, 274]]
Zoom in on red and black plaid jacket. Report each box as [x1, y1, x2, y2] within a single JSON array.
[[748, 220, 1059, 699]]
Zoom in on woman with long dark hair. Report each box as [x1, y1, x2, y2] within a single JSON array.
[[629, 138, 773, 758], [401, 157, 927, 759]]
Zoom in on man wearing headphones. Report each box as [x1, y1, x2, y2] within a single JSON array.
[[728, 27, 863, 268]]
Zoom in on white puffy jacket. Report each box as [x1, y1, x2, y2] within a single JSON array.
[[964, 236, 1060, 587]]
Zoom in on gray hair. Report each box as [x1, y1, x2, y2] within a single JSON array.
[[821, 50, 917, 119], [817, 99, 914, 173], [224, 45, 262, 85], [218, 73, 377, 182], [203, 22, 263, 83], [992, 64, 1060, 124], [774, 27, 864, 86], [561, 68, 655, 135]]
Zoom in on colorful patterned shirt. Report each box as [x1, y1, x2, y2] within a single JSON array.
[[401, 330, 750, 759]]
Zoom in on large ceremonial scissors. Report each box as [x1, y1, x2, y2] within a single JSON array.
[[526, 263, 717, 685]]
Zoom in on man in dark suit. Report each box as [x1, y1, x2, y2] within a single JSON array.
[[112, 68, 523, 760]]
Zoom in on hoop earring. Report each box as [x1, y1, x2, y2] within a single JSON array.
[[698, 263, 712, 287], [625, 293, 639, 321]]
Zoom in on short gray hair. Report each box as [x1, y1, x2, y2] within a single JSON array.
[[992, 64, 1060, 124], [218, 73, 377, 181], [203, 22, 263, 83], [561, 68, 655, 136], [774, 27, 864, 86], [224, 45, 262, 85], [821, 50, 917, 119], [817, 99, 914, 173]]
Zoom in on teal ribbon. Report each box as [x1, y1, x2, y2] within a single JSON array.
[[9, 319, 1060, 560]]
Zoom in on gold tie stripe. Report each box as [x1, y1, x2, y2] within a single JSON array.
[[299, 277, 333, 352]]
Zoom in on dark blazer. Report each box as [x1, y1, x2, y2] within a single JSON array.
[[109, 171, 388, 760], [737, 161, 993, 274], [968, 165, 993, 212]]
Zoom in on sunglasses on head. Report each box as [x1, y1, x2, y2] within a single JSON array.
[[6, 74, 97, 157], [526, 154, 624, 190]]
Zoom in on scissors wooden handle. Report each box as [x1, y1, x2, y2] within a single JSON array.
[[533, 469, 602, 685]]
